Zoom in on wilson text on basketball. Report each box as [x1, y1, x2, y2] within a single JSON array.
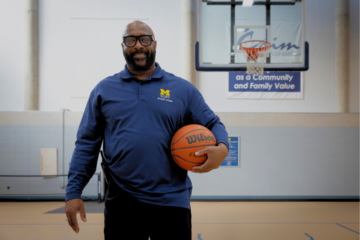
[[186, 133, 215, 144]]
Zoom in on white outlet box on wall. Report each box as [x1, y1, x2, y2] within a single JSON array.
[[40, 148, 58, 175]]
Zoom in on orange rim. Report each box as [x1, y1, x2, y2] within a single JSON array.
[[239, 40, 271, 55]]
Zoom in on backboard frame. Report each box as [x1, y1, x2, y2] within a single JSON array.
[[195, 0, 309, 72]]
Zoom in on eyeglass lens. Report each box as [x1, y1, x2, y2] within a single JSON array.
[[124, 36, 152, 47]]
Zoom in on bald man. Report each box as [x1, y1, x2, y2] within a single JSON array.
[[65, 21, 229, 240]]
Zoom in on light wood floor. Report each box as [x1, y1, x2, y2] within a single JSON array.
[[0, 201, 359, 240]]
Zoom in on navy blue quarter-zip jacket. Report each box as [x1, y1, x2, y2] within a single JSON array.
[[66, 63, 229, 209]]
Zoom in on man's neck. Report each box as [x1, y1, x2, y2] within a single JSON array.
[[127, 64, 157, 80]]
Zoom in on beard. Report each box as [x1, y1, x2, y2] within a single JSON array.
[[123, 49, 156, 71]]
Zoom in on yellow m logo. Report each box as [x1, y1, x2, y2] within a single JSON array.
[[160, 89, 170, 96]]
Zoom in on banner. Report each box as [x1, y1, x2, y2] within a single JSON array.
[[227, 72, 303, 99], [226, 20, 303, 64], [220, 136, 239, 167]]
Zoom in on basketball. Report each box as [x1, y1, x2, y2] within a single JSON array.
[[171, 124, 217, 171]]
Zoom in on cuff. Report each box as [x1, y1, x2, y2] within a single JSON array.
[[65, 192, 82, 202]]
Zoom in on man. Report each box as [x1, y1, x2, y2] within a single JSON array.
[[65, 21, 229, 240]]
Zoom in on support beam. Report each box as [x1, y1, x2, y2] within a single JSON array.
[[335, 0, 349, 112], [230, 0, 235, 63], [266, 0, 270, 63], [24, 0, 39, 110], [182, 0, 197, 87]]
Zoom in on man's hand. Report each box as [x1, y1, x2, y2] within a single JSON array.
[[65, 198, 87, 233], [191, 143, 229, 173]]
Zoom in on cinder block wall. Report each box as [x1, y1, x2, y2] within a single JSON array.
[[190, 113, 359, 199], [0, 112, 100, 199], [0, 112, 358, 199]]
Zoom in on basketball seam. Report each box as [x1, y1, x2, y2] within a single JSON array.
[[171, 144, 216, 151], [171, 129, 211, 146], [172, 155, 203, 165], [173, 156, 182, 167]]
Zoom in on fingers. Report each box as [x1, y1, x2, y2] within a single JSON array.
[[192, 144, 228, 173], [79, 204, 87, 223], [66, 213, 80, 233], [191, 157, 213, 173], [191, 166, 210, 173], [65, 198, 85, 234], [192, 147, 216, 173]]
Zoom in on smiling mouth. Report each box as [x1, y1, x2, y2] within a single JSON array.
[[132, 52, 148, 60]]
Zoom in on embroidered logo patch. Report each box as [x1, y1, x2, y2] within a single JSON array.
[[160, 89, 170, 98], [158, 89, 172, 102]]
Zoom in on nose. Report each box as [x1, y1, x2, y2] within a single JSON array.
[[133, 38, 143, 49]]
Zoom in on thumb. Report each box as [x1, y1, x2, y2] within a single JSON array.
[[195, 147, 209, 156], [79, 203, 87, 222]]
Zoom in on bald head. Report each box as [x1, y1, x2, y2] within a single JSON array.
[[121, 21, 157, 74], [123, 21, 155, 38]]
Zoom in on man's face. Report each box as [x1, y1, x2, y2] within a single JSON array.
[[122, 27, 157, 72]]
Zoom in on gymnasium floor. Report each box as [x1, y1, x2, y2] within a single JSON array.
[[0, 201, 358, 240]]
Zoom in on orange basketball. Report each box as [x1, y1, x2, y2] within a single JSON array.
[[171, 124, 217, 171]]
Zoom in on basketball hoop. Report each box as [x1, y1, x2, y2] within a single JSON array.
[[239, 40, 271, 76]]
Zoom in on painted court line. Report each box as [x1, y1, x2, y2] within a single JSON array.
[[0, 223, 103, 226], [335, 223, 360, 234], [304, 233, 314, 240], [193, 222, 359, 225]]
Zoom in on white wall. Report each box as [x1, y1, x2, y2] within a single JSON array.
[[0, 0, 183, 111], [39, 0, 183, 111], [0, 0, 358, 112], [0, 0, 25, 110]]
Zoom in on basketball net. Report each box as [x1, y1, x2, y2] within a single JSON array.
[[239, 40, 271, 76]]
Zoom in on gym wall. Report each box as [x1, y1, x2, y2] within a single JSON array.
[[0, 0, 358, 199], [0, 111, 358, 199], [0, 0, 358, 112]]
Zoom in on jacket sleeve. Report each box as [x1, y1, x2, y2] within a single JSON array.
[[65, 87, 104, 201], [185, 85, 229, 149]]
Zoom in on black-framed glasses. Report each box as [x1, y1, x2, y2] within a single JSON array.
[[123, 35, 155, 47]]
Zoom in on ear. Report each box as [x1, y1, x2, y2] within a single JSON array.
[[121, 43, 125, 50], [154, 40, 157, 50]]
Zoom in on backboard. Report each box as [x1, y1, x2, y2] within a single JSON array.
[[195, 0, 308, 72]]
